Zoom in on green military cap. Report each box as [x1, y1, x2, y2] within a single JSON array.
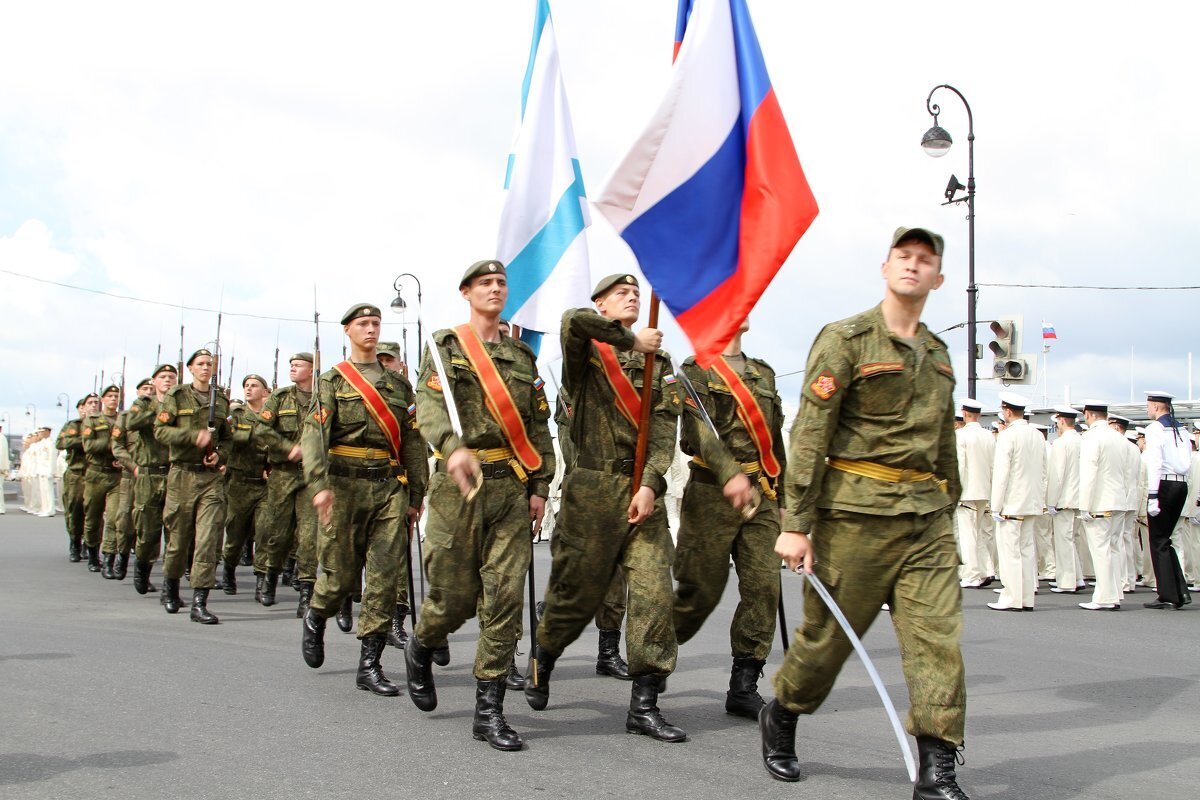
[[136, 377, 152, 389], [591, 273, 639, 301], [459, 259, 506, 288], [377, 341, 401, 358], [891, 226, 945, 257], [153, 363, 178, 377], [187, 348, 214, 365], [100, 384, 120, 397], [75, 397, 89, 408], [341, 303, 382, 325], [289, 352, 314, 364], [243, 374, 269, 388]]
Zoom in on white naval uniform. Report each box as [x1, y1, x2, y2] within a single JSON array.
[[0, 437, 9, 514], [1117, 440, 1143, 590], [1078, 423, 1128, 606], [955, 420, 995, 584], [34, 437, 56, 516], [1034, 440, 1055, 579], [1046, 427, 1083, 590], [990, 419, 1046, 609]]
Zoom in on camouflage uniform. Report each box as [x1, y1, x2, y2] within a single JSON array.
[[81, 411, 123, 567], [220, 403, 269, 581], [108, 409, 139, 574], [673, 354, 786, 667], [301, 360, 427, 639], [55, 418, 87, 558], [154, 383, 232, 590], [122, 394, 172, 564], [775, 303, 965, 746], [413, 330, 554, 680]]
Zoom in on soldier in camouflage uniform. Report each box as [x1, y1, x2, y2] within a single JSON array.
[[404, 261, 554, 752], [523, 274, 686, 743], [374, 340, 414, 648], [300, 304, 428, 697], [56, 394, 98, 562], [122, 364, 177, 594], [254, 353, 318, 614], [110, 379, 156, 580], [673, 317, 786, 719], [760, 228, 969, 800], [81, 385, 124, 574], [154, 348, 232, 624], [217, 375, 271, 597]]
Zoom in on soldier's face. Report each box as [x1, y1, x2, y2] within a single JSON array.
[[462, 275, 508, 315], [882, 242, 943, 299], [153, 371, 177, 395], [345, 316, 381, 349], [378, 354, 398, 370], [83, 397, 99, 415], [101, 391, 119, 413], [243, 379, 268, 403], [596, 285, 640, 324], [138, 385, 154, 398], [289, 360, 312, 384], [190, 355, 214, 383]]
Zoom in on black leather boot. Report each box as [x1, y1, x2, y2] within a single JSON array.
[[912, 736, 969, 800], [759, 699, 802, 781], [162, 577, 182, 614], [190, 588, 219, 624], [505, 656, 525, 690], [523, 646, 558, 711], [301, 609, 326, 668], [239, 538, 254, 566], [87, 546, 101, 572], [626, 675, 687, 742], [296, 581, 314, 619], [254, 572, 264, 603], [260, 571, 279, 606], [280, 556, 296, 589], [387, 604, 409, 649], [221, 561, 237, 595], [356, 635, 401, 696], [69, 539, 82, 562], [101, 553, 116, 579], [596, 628, 632, 679], [133, 559, 151, 595], [726, 656, 767, 719], [404, 634, 438, 711], [472, 679, 523, 751], [115, 552, 130, 580], [335, 596, 354, 633], [432, 645, 450, 666]]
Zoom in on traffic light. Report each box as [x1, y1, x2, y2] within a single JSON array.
[[989, 317, 1029, 382]]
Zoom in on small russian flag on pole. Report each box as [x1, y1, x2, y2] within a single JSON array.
[[1042, 322, 1057, 340]]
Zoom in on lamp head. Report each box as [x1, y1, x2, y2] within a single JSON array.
[[921, 125, 953, 157], [390, 292, 407, 315]]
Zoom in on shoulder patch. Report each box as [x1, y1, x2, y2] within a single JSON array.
[[810, 370, 841, 401], [407, 403, 416, 416], [663, 374, 677, 385], [260, 409, 273, 421], [312, 407, 330, 425], [427, 372, 442, 392], [533, 377, 544, 391], [157, 411, 170, 423], [82, 427, 92, 436], [67, 428, 77, 436], [112, 427, 121, 437]]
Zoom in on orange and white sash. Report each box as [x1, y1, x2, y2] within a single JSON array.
[[710, 357, 781, 478], [453, 324, 543, 472], [593, 341, 642, 429], [332, 362, 404, 461]]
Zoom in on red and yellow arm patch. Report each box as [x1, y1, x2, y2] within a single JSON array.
[[157, 412, 171, 423], [312, 407, 330, 425], [259, 409, 274, 421], [810, 370, 841, 401], [426, 372, 442, 393]]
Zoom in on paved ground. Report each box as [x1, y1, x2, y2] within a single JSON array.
[[1, 483, 1197, 799]]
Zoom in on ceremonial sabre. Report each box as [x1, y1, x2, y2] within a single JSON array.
[[421, 322, 482, 500], [804, 572, 917, 782]]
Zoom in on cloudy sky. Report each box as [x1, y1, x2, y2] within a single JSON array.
[[2, 0, 1197, 435]]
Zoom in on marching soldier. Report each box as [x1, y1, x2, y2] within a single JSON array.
[[154, 348, 232, 623], [1141, 390, 1193, 608], [217, 375, 271, 596], [254, 353, 318, 614], [403, 261, 554, 751], [300, 304, 428, 697], [123, 365, 177, 594], [522, 273, 685, 743], [1108, 414, 1143, 592], [1047, 405, 1084, 594], [762, 227, 969, 798], [110, 379, 156, 580], [1076, 400, 1127, 611], [672, 317, 785, 720], [56, 395, 97, 561], [955, 399, 995, 588], [81, 385, 124, 574], [987, 392, 1045, 612]]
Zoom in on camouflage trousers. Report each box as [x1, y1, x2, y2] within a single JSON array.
[[595, 569, 626, 631], [132, 470, 168, 563], [309, 472, 408, 639], [101, 474, 135, 555], [62, 468, 85, 545], [773, 507, 966, 746], [415, 471, 530, 682], [162, 466, 227, 589], [538, 467, 677, 677], [221, 472, 267, 566], [673, 474, 780, 660], [82, 468, 121, 549], [255, 465, 317, 584]]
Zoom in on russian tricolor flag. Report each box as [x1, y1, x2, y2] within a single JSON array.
[[1042, 322, 1057, 340], [595, 0, 818, 367]]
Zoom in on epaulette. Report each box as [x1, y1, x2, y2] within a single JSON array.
[[432, 328, 458, 345], [832, 312, 874, 340], [923, 325, 950, 351], [165, 384, 186, 397], [748, 356, 774, 374]]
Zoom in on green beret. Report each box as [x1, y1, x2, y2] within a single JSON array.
[[890, 226, 945, 257], [377, 341, 401, 359], [187, 348, 214, 366], [243, 374, 269, 389], [136, 378, 152, 390], [459, 259, 506, 289], [341, 303, 382, 325], [591, 273, 640, 301], [289, 352, 314, 364], [100, 384, 120, 397], [152, 363, 178, 377]]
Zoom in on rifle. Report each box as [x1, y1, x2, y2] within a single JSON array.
[[119, 354, 127, 410], [178, 321, 185, 378], [272, 325, 281, 391], [312, 286, 330, 524], [206, 310, 223, 460]]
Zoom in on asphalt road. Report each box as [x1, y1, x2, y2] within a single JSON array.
[[1, 486, 1197, 799]]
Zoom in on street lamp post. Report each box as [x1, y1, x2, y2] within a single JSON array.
[[57, 393, 70, 420], [922, 84, 977, 399], [25, 403, 37, 431], [390, 273, 424, 383]]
